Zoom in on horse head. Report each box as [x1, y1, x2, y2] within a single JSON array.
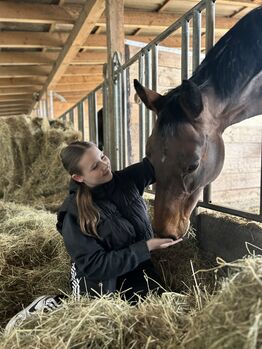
[[134, 79, 225, 239]]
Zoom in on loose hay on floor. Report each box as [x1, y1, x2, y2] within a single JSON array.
[[0, 200, 71, 330], [0, 256, 261, 349]]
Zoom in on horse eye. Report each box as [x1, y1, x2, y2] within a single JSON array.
[[187, 163, 199, 173]]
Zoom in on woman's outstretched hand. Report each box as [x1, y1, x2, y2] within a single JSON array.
[[146, 238, 183, 251]]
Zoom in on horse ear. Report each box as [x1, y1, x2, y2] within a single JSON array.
[[179, 80, 203, 119], [134, 79, 163, 113]]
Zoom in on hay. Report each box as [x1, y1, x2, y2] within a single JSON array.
[[0, 200, 71, 330], [0, 256, 261, 349], [0, 115, 82, 212]]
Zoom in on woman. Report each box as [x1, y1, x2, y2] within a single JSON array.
[[5, 140, 181, 334]]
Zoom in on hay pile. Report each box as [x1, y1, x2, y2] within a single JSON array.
[[0, 115, 81, 212], [0, 200, 71, 330], [0, 255, 261, 349]]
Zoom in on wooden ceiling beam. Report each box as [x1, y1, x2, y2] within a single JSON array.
[[39, 0, 105, 93], [0, 1, 76, 24], [0, 78, 45, 87], [0, 95, 33, 102], [0, 51, 107, 65], [98, 9, 242, 31], [0, 88, 40, 95], [0, 66, 51, 78], [55, 83, 103, 92], [0, 32, 224, 50], [64, 65, 103, 76], [0, 32, 68, 49]]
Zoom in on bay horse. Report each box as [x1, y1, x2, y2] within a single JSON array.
[[134, 5, 262, 239]]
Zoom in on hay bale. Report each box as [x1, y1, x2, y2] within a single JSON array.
[[181, 256, 262, 349], [0, 256, 261, 349], [0, 292, 191, 349], [0, 200, 71, 330], [0, 115, 82, 212]]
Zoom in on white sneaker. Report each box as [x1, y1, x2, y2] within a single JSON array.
[[4, 295, 65, 335]]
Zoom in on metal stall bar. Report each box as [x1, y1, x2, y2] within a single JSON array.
[[113, 65, 121, 170], [69, 110, 74, 126], [88, 93, 98, 145], [203, 0, 215, 204], [259, 134, 262, 213], [117, 69, 124, 169], [77, 101, 84, 140], [193, 9, 202, 71], [181, 19, 190, 80], [122, 68, 129, 168], [144, 49, 152, 139], [151, 44, 158, 127], [102, 80, 110, 156], [138, 53, 146, 160]]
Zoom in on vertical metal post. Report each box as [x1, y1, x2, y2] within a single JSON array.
[[48, 90, 54, 120], [144, 49, 152, 140], [259, 132, 262, 216], [78, 102, 84, 140], [181, 19, 190, 81], [151, 44, 158, 128], [88, 93, 98, 145], [93, 92, 98, 145], [193, 10, 201, 71], [122, 68, 129, 168], [118, 70, 123, 169], [139, 53, 146, 160], [69, 109, 74, 125], [206, 0, 215, 53], [113, 68, 120, 170], [203, 0, 215, 204], [102, 80, 110, 157]]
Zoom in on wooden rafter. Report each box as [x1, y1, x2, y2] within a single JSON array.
[[29, 0, 105, 115], [0, 1, 76, 24]]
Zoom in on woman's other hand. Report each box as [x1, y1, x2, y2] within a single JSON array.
[[146, 238, 183, 251]]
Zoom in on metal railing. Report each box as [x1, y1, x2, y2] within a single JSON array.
[[57, 0, 262, 223]]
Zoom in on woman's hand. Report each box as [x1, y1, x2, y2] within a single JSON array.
[[146, 238, 183, 251]]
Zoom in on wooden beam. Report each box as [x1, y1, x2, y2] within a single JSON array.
[[0, 66, 50, 78], [106, 0, 125, 169], [0, 88, 39, 95], [64, 65, 103, 76], [39, 0, 105, 93], [58, 76, 104, 85], [157, 0, 172, 12], [0, 51, 106, 66], [73, 51, 107, 64], [0, 32, 223, 50], [0, 32, 68, 49], [0, 95, 33, 102], [55, 83, 103, 92], [0, 1, 76, 24], [0, 112, 27, 116], [97, 9, 256, 31], [0, 52, 58, 65], [0, 78, 45, 87]]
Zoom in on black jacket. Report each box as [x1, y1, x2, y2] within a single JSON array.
[[56, 157, 156, 295]]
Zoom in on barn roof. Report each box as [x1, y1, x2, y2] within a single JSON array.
[[0, 0, 260, 117]]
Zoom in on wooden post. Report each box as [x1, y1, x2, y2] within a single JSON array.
[[105, 0, 125, 170]]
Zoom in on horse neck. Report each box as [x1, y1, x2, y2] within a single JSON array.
[[200, 71, 262, 133]]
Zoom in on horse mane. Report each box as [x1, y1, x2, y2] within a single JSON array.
[[191, 5, 262, 100], [157, 5, 262, 134]]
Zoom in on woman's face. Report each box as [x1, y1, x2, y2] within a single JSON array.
[[72, 146, 112, 187]]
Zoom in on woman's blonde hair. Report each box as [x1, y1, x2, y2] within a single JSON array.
[[59, 141, 100, 237]]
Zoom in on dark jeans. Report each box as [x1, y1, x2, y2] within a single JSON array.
[[115, 259, 166, 305]]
